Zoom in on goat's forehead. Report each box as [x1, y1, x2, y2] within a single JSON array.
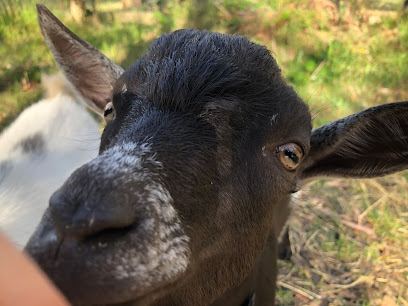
[[112, 30, 302, 113], [108, 29, 312, 150], [112, 74, 310, 127]]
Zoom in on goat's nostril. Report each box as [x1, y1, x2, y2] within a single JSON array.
[[69, 211, 137, 241], [49, 188, 137, 241], [83, 224, 136, 244]]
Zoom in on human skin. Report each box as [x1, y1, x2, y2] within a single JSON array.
[[0, 232, 69, 306]]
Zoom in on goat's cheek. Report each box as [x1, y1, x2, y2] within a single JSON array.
[[268, 164, 298, 196]]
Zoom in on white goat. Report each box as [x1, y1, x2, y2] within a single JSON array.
[[0, 74, 100, 248]]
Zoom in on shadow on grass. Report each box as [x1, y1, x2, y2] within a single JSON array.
[[0, 66, 54, 93]]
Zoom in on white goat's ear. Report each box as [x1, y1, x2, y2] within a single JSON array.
[[300, 101, 408, 180], [36, 4, 124, 115]]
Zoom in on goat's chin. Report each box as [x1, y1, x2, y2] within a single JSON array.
[[25, 215, 191, 305]]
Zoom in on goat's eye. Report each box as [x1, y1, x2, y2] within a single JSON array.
[[104, 102, 115, 123], [275, 143, 303, 170]]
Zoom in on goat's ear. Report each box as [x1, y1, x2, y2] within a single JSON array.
[[36, 4, 124, 115], [300, 101, 408, 180]]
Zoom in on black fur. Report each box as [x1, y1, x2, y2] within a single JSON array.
[[15, 133, 45, 155], [28, 28, 312, 305]]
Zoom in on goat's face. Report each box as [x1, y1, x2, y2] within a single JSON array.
[[26, 5, 408, 305], [26, 21, 311, 304]]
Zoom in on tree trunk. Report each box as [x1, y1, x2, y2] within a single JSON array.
[[70, 0, 84, 22], [187, 0, 216, 30]]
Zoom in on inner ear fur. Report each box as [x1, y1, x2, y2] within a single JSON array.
[[36, 4, 124, 115], [300, 101, 408, 180]]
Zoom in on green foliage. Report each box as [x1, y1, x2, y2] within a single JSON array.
[[1, 0, 406, 129], [0, 2, 55, 130], [0, 81, 42, 131], [186, 0, 217, 30], [0, 1, 159, 129], [276, 286, 296, 304], [154, 10, 173, 33]]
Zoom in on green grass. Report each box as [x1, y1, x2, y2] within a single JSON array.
[[1, 0, 407, 304], [283, 175, 408, 304], [0, 0, 162, 130], [1, 0, 407, 129]]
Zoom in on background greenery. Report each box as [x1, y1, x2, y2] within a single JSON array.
[[1, 0, 407, 304]]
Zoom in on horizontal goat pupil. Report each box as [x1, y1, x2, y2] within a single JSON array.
[[285, 149, 299, 163], [104, 108, 113, 117]]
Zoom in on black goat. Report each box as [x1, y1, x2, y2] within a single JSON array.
[[26, 5, 408, 305]]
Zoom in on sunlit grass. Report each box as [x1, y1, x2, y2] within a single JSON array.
[[280, 173, 408, 304], [0, 0, 407, 304]]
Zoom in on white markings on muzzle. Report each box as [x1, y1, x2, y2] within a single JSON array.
[[88, 142, 150, 179], [89, 143, 190, 285]]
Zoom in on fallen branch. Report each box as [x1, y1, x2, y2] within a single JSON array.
[[322, 276, 374, 295], [340, 219, 377, 238], [277, 280, 322, 300], [358, 196, 385, 225]]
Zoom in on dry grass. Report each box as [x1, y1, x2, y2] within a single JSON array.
[[277, 173, 408, 305]]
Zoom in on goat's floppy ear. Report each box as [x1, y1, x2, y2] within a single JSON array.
[[300, 101, 408, 180], [36, 4, 124, 115]]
